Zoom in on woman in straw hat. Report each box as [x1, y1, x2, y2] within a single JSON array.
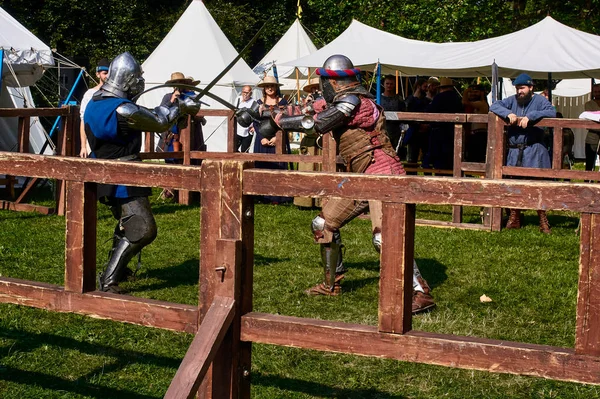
[[252, 75, 292, 204]]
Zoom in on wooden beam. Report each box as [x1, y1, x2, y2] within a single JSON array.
[[243, 170, 600, 213], [64, 181, 97, 293], [379, 203, 414, 334], [189, 151, 322, 163], [0, 200, 54, 215], [0, 277, 198, 332], [452, 123, 464, 224], [576, 213, 600, 356], [18, 116, 30, 153], [164, 297, 235, 399], [0, 107, 70, 117], [502, 166, 600, 181], [0, 153, 204, 191], [241, 313, 600, 385]]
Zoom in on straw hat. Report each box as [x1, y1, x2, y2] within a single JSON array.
[[303, 77, 320, 93], [438, 77, 454, 88], [165, 72, 199, 86], [257, 75, 283, 88]]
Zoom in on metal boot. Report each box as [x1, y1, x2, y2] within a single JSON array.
[[306, 239, 343, 296], [537, 210, 551, 234], [99, 237, 140, 293]]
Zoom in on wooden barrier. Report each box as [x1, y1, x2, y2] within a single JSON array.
[[2, 153, 600, 397]]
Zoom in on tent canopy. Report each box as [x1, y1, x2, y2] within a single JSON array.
[[253, 18, 318, 92], [137, 0, 258, 152], [284, 17, 600, 79], [1, 7, 54, 87]]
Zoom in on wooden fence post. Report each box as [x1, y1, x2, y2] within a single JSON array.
[[199, 160, 254, 398]]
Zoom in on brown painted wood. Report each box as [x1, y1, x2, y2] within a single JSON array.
[[0, 277, 198, 332], [322, 133, 337, 172], [392, 112, 468, 123], [379, 203, 414, 334], [243, 170, 600, 213], [241, 312, 600, 385], [537, 118, 600, 129], [275, 131, 284, 155], [18, 117, 31, 153], [201, 109, 235, 118], [0, 200, 54, 214], [452, 123, 464, 224], [0, 153, 204, 191], [189, 151, 322, 163], [179, 117, 192, 205], [502, 166, 600, 181], [415, 218, 489, 230], [488, 113, 505, 231], [461, 162, 486, 173], [0, 107, 70, 117], [552, 127, 563, 170], [144, 132, 155, 153], [575, 213, 600, 356], [164, 297, 235, 399], [227, 112, 236, 153], [14, 177, 39, 204], [65, 181, 97, 293]]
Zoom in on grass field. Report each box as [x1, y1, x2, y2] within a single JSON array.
[[1, 185, 599, 398]]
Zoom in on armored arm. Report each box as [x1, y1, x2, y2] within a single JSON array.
[[116, 97, 201, 133], [259, 94, 360, 139]]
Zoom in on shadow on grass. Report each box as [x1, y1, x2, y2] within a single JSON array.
[[417, 258, 448, 291], [152, 202, 198, 216], [252, 372, 406, 398], [0, 327, 179, 399], [254, 253, 292, 266], [127, 258, 199, 292]]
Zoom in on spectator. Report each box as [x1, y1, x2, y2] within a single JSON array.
[[253, 75, 291, 204], [490, 73, 556, 234], [79, 58, 110, 158], [584, 84, 600, 171], [234, 85, 256, 153], [424, 77, 463, 170], [405, 78, 430, 164], [462, 84, 489, 162], [380, 74, 406, 154]]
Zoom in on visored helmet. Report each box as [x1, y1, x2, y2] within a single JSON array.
[[103, 52, 145, 99], [317, 55, 361, 102]]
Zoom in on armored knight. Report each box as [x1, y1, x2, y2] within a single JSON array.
[[244, 54, 435, 313], [84, 52, 202, 293]]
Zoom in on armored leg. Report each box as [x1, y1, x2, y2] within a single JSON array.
[[99, 197, 157, 293]]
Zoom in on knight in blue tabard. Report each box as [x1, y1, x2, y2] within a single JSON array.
[[84, 52, 202, 293], [490, 73, 556, 233]]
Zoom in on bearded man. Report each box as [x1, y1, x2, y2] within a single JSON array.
[[489, 73, 556, 233]]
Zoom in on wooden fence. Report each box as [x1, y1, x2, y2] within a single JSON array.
[[1, 151, 600, 397]]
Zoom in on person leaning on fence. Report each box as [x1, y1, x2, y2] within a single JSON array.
[[238, 54, 436, 314], [489, 73, 556, 234], [234, 85, 256, 153], [79, 58, 110, 158], [84, 52, 202, 293]]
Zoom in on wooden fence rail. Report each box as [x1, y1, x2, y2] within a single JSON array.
[[2, 152, 600, 397]]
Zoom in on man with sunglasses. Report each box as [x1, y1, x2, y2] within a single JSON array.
[[235, 85, 256, 152]]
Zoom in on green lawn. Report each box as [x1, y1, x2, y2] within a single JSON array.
[[1, 187, 599, 398]]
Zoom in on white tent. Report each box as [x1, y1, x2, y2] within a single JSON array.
[[137, 0, 258, 152], [0, 6, 54, 154], [253, 19, 318, 94], [284, 17, 600, 79]]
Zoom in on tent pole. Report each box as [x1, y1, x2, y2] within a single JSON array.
[[296, 68, 300, 105], [547, 72, 552, 102], [491, 62, 498, 103], [0, 49, 4, 98], [376, 62, 381, 105], [395, 70, 399, 95]]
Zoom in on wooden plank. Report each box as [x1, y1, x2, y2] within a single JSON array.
[[0, 277, 198, 332], [18, 116, 30, 153], [227, 112, 235, 153], [64, 181, 97, 293], [243, 170, 600, 213], [201, 109, 235, 118], [537, 118, 600, 129], [575, 213, 600, 356], [461, 162, 486, 173], [275, 131, 284, 155], [502, 166, 600, 181], [379, 203, 414, 334], [241, 312, 600, 385], [321, 133, 337, 172], [415, 219, 488, 230], [0, 107, 70, 117], [387, 111, 468, 123], [0, 200, 54, 215], [164, 297, 235, 399], [452, 123, 464, 224], [0, 153, 204, 191], [488, 113, 504, 231], [14, 177, 39, 204], [179, 117, 192, 205], [189, 151, 322, 163], [552, 127, 563, 170], [144, 132, 155, 153]]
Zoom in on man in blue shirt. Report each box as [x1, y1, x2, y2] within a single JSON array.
[[490, 73, 556, 234]]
